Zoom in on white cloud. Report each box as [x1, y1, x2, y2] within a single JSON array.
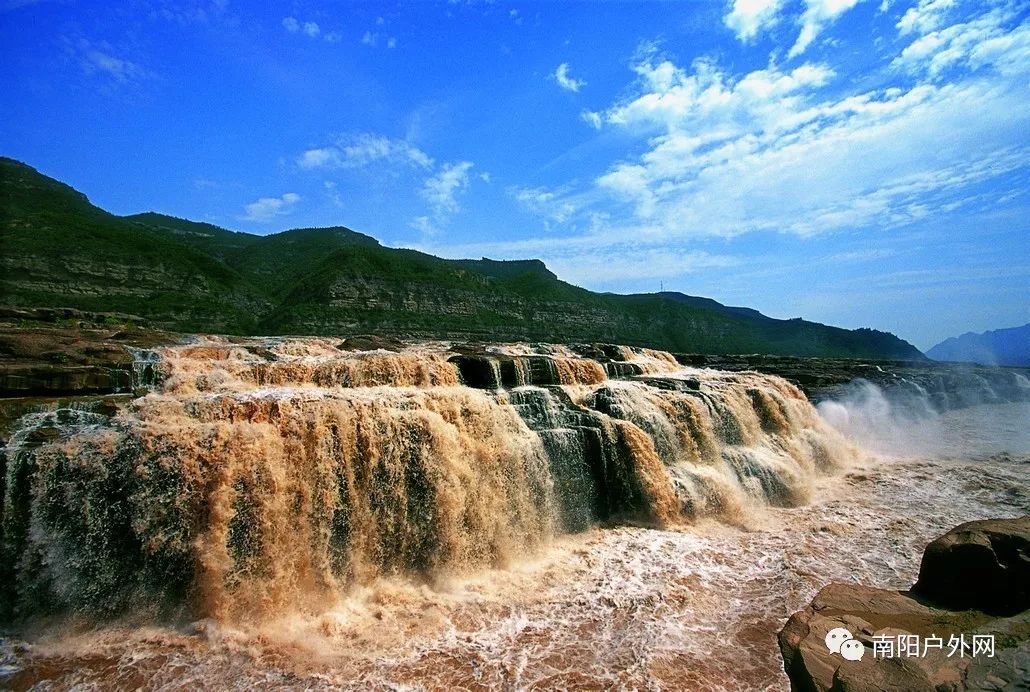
[[421, 161, 474, 216], [724, 0, 785, 41], [892, 6, 1028, 77], [788, 0, 865, 58], [73, 39, 150, 85], [605, 56, 834, 137], [243, 192, 300, 222], [518, 8, 1029, 246], [362, 31, 397, 47], [410, 216, 439, 237], [581, 110, 603, 129], [297, 134, 434, 170], [897, 0, 956, 35], [419, 232, 740, 285], [553, 62, 586, 92], [511, 186, 578, 226], [284, 16, 342, 42], [324, 180, 343, 207]]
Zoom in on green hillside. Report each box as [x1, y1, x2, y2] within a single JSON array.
[[0, 157, 924, 359]]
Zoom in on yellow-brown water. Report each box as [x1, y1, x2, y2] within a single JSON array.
[[3, 339, 1027, 689]]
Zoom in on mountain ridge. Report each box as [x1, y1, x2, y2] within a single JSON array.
[[927, 323, 1030, 366], [0, 156, 924, 359]]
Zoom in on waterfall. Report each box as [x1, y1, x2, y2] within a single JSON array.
[[1, 338, 854, 623]]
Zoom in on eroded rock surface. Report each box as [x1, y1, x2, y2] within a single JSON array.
[[779, 517, 1030, 691], [913, 517, 1030, 616]]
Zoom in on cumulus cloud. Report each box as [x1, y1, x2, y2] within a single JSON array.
[[297, 134, 434, 170], [553, 62, 586, 92], [724, 0, 785, 41], [243, 192, 300, 222], [590, 46, 1028, 239], [506, 2, 1030, 251], [892, 5, 1029, 77], [421, 161, 474, 216]]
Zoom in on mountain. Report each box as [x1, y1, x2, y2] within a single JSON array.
[[0, 157, 923, 359], [926, 323, 1030, 366]]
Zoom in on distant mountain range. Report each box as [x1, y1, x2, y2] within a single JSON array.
[[927, 324, 1030, 366], [0, 157, 923, 359]]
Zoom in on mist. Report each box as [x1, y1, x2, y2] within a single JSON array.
[[817, 372, 1030, 458]]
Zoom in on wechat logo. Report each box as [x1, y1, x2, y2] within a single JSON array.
[[826, 627, 865, 661]]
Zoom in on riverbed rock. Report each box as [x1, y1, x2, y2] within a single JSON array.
[[779, 517, 1030, 691], [912, 516, 1030, 615]]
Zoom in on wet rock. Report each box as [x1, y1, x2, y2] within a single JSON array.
[[0, 322, 172, 397], [336, 335, 406, 352], [913, 516, 1030, 616], [449, 354, 503, 390], [779, 584, 940, 692], [780, 519, 1030, 691]]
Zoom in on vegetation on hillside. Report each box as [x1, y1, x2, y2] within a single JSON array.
[[0, 157, 924, 359]]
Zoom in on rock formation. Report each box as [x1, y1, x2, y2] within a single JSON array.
[[779, 516, 1030, 691]]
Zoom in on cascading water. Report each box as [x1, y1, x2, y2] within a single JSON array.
[[1, 337, 855, 626]]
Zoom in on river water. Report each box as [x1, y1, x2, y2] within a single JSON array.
[[1, 340, 1027, 691]]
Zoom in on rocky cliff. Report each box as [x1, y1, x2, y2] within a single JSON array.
[[0, 157, 924, 360]]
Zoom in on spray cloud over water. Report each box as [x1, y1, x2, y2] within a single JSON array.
[[816, 368, 1030, 457]]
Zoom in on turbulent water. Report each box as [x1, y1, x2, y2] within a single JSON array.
[[1, 338, 1028, 690]]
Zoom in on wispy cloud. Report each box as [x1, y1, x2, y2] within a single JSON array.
[[542, 0, 1029, 242], [789, 0, 866, 57], [510, 186, 577, 226], [283, 16, 342, 42], [891, 4, 1028, 77], [298, 134, 433, 170], [243, 192, 300, 222], [722, 0, 864, 54], [409, 215, 439, 238], [71, 38, 151, 86], [421, 161, 474, 216], [581, 110, 602, 129], [553, 62, 585, 92], [362, 31, 397, 48], [148, 0, 233, 26], [437, 1, 1029, 296]]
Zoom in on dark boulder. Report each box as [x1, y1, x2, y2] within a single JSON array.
[[779, 517, 1030, 691], [913, 516, 1030, 615]]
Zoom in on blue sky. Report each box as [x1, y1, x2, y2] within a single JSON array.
[[1, 0, 1027, 350]]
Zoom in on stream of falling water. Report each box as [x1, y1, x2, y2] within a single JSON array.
[[1, 338, 1028, 690]]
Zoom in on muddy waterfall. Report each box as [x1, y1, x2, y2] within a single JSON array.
[[1, 339, 854, 623]]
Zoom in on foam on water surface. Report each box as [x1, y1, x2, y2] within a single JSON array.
[[2, 339, 1027, 690]]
